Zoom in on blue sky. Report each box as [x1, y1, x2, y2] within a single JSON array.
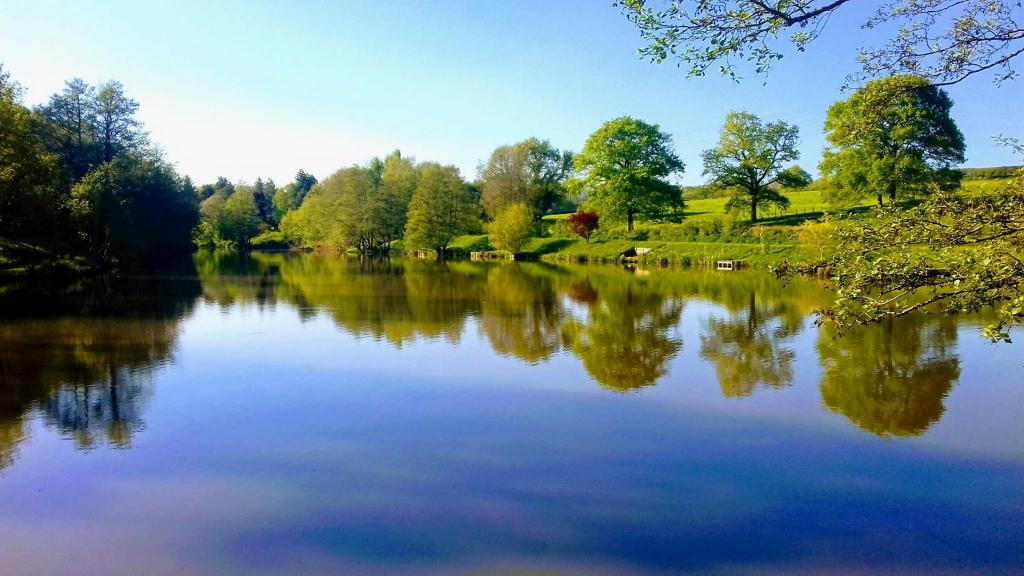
[[1, 0, 1021, 185]]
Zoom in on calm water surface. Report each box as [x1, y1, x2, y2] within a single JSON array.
[[0, 252, 1021, 575]]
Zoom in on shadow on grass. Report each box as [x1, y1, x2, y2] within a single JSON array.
[[526, 239, 574, 255]]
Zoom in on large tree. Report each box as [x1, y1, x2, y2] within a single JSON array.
[[93, 81, 146, 163], [404, 163, 478, 257], [37, 78, 100, 183], [71, 153, 198, 264], [617, 0, 1024, 86], [571, 116, 684, 231], [479, 138, 573, 219], [702, 111, 800, 222], [820, 76, 966, 207]]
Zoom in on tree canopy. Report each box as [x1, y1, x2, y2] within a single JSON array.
[[820, 76, 966, 207], [479, 138, 573, 219], [702, 111, 800, 222], [617, 0, 1024, 86], [571, 116, 684, 231], [404, 163, 478, 256]]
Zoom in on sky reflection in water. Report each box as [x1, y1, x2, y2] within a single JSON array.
[[0, 252, 1021, 575]]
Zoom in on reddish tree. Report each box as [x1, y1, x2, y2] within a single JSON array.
[[567, 210, 599, 243]]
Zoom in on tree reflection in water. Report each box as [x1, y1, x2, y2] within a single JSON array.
[[818, 315, 960, 437], [0, 269, 199, 466]]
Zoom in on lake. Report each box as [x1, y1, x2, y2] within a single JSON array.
[[0, 251, 1021, 575]]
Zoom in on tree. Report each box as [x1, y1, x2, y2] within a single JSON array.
[[0, 68, 63, 240], [479, 138, 573, 219], [776, 171, 1024, 342], [489, 203, 534, 253], [571, 117, 684, 231], [93, 81, 146, 162], [71, 153, 198, 264], [567, 209, 599, 243], [37, 78, 100, 182], [702, 111, 800, 222], [778, 165, 813, 189], [404, 163, 477, 257], [617, 0, 1024, 86], [820, 76, 966, 207], [218, 187, 261, 248]]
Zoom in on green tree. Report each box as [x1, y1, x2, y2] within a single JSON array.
[[93, 81, 146, 163], [571, 116, 684, 231], [0, 68, 63, 240], [479, 138, 573, 219], [71, 153, 198, 264], [617, 0, 1023, 86], [777, 170, 1024, 342], [702, 111, 800, 222], [404, 163, 477, 257], [37, 78, 100, 183], [489, 202, 534, 254], [218, 187, 261, 247], [820, 76, 966, 207]]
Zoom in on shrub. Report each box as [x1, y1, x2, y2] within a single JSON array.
[[567, 210, 599, 243], [489, 203, 534, 253]]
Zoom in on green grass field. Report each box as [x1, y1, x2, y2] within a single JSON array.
[[499, 177, 1015, 268]]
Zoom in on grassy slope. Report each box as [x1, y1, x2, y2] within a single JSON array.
[[451, 178, 1012, 268]]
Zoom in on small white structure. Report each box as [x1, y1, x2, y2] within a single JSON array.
[[716, 260, 736, 271]]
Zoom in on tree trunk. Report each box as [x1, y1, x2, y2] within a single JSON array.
[[750, 199, 757, 222], [627, 210, 634, 232], [877, 193, 884, 207]]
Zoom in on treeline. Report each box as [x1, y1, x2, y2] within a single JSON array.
[[241, 138, 578, 257], [0, 65, 197, 269]]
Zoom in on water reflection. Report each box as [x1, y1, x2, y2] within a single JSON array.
[[0, 270, 200, 465], [0, 251, 975, 453], [818, 316, 961, 437], [700, 292, 798, 397]]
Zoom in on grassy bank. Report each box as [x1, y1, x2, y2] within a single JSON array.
[[450, 178, 1009, 269]]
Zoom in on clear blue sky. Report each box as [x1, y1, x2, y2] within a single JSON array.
[[2, 0, 1021, 186]]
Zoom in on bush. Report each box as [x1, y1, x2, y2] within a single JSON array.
[[488, 203, 534, 253], [567, 210, 599, 242]]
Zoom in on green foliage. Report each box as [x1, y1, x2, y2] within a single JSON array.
[[71, 154, 198, 264], [404, 163, 478, 255], [570, 116, 684, 231], [961, 166, 1022, 180], [778, 165, 813, 189], [618, 1, 1024, 86], [277, 151, 417, 252], [777, 170, 1024, 342], [479, 138, 573, 219], [0, 70, 63, 240], [820, 76, 965, 207], [702, 111, 800, 222], [488, 203, 534, 253], [1, 66, 197, 268]]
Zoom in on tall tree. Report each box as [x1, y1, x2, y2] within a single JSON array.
[[571, 117, 684, 231], [479, 138, 573, 219], [93, 81, 145, 162], [617, 0, 1024, 86], [37, 78, 100, 182], [820, 76, 966, 207], [0, 67, 62, 239], [404, 163, 477, 257], [702, 111, 800, 222]]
